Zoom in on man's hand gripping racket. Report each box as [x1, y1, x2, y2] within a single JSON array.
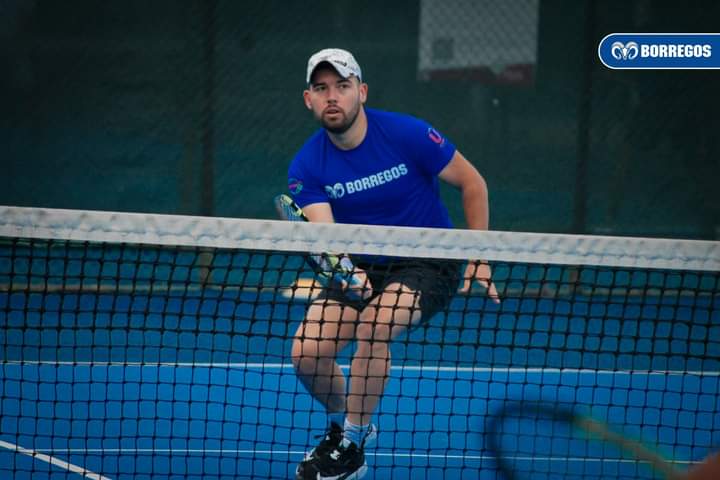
[[273, 194, 372, 301]]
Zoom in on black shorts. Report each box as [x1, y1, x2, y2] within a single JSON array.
[[313, 258, 462, 327]]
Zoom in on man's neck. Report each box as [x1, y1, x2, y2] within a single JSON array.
[[326, 107, 368, 151]]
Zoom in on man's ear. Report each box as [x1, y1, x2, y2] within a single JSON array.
[[303, 90, 313, 110], [359, 82, 368, 104]]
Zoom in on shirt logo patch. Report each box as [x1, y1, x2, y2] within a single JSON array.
[[288, 178, 303, 195], [427, 127, 445, 146]]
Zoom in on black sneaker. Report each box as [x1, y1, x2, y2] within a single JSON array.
[[295, 422, 343, 479], [305, 441, 367, 480]]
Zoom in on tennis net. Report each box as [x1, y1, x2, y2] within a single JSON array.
[[0, 206, 718, 479]]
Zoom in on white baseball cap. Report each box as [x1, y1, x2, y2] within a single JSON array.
[[306, 48, 362, 84]]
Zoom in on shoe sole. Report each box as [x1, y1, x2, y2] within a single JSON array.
[[298, 424, 376, 479], [316, 463, 368, 480]]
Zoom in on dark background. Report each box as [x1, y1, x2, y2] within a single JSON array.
[[2, 0, 718, 239]]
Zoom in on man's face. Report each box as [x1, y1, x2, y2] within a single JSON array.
[[303, 66, 367, 134]]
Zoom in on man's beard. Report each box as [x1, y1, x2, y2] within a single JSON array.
[[318, 102, 360, 134]]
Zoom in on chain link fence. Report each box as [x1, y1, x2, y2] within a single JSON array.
[[2, 0, 718, 238]]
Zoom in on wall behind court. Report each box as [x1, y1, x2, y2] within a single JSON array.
[[2, 0, 718, 239]]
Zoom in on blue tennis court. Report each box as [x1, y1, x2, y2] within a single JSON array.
[[1, 287, 718, 479]]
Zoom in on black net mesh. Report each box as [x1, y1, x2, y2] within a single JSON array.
[[1, 213, 718, 479]]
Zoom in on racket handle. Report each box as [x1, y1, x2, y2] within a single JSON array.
[[313, 255, 372, 300], [579, 418, 684, 480], [336, 271, 371, 301]]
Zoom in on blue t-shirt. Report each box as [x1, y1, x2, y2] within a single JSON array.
[[288, 108, 456, 228]]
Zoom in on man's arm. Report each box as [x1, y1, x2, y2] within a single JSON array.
[[301, 202, 335, 223], [438, 151, 489, 230], [438, 151, 499, 302]]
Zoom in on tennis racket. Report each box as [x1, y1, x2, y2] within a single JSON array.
[[486, 401, 685, 480], [273, 194, 369, 300]]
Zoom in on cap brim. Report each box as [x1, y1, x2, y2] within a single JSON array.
[[307, 62, 358, 84]]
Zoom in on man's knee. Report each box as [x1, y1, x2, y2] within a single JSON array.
[[357, 305, 405, 343], [356, 323, 393, 347], [291, 337, 338, 371]]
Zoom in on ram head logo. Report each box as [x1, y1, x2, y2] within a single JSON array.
[[611, 41, 639, 60]]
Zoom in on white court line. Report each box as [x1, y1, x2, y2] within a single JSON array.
[[15, 448, 699, 466], [2, 360, 719, 376], [0, 440, 112, 480]]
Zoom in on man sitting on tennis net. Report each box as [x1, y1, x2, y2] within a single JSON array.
[[287, 47, 499, 480]]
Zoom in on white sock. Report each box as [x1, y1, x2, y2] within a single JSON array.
[[342, 418, 369, 447]]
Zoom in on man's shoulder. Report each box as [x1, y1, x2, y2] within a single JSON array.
[[366, 108, 429, 143], [298, 128, 327, 153], [366, 107, 423, 127], [366, 108, 430, 150], [292, 129, 326, 167]]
